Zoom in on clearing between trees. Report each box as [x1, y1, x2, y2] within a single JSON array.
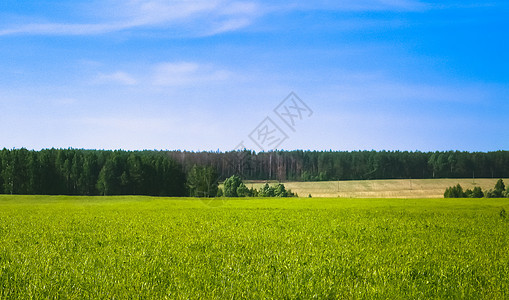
[[242, 178, 509, 198]]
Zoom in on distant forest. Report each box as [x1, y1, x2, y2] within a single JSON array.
[[169, 150, 509, 181], [1, 148, 509, 196], [0, 149, 186, 196]]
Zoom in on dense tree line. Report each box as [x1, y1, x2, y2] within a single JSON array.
[[0, 149, 186, 196], [169, 150, 509, 182], [1, 148, 509, 196], [187, 165, 218, 197]]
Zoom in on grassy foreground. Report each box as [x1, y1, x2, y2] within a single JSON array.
[[1, 196, 509, 299]]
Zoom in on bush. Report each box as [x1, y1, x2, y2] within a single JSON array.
[[249, 187, 258, 197], [223, 175, 243, 197], [485, 179, 507, 198], [222, 177, 294, 198], [274, 184, 287, 197], [500, 208, 507, 219], [495, 179, 506, 193], [471, 186, 484, 198], [485, 189, 496, 198], [236, 183, 250, 197], [444, 184, 465, 198], [465, 186, 484, 198], [444, 180, 507, 198], [272, 184, 297, 197], [492, 179, 506, 198], [258, 183, 275, 197]]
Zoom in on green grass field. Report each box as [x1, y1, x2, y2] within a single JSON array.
[[1, 195, 509, 298], [244, 178, 509, 198]]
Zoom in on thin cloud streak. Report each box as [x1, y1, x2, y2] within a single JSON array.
[[1, 0, 485, 37], [266, 0, 428, 13], [0, 0, 261, 36], [87, 61, 232, 87], [0, 22, 130, 36], [0, 0, 498, 37], [152, 62, 231, 86], [95, 72, 138, 85]]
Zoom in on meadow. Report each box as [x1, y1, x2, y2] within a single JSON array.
[[1, 195, 509, 298], [244, 178, 509, 198]]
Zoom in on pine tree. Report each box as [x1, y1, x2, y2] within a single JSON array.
[[187, 165, 218, 197]]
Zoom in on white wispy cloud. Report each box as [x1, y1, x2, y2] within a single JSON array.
[[88, 61, 232, 87], [270, 0, 427, 12], [0, 0, 494, 37], [0, 23, 128, 36], [152, 62, 231, 86], [0, 0, 262, 36], [95, 72, 138, 85]]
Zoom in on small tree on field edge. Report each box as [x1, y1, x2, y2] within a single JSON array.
[[444, 184, 465, 198], [223, 175, 243, 197]]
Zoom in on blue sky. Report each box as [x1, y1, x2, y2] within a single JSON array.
[[0, 0, 508, 152]]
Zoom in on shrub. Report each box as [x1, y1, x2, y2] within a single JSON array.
[[465, 186, 484, 198], [485, 179, 507, 198], [444, 184, 465, 198], [485, 189, 496, 198], [249, 187, 258, 197], [495, 179, 506, 193], [258, 183, 275, 197], [222, 177, 294, 198], [236, 183, 250, 197], [223, 175, 243, 197]]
